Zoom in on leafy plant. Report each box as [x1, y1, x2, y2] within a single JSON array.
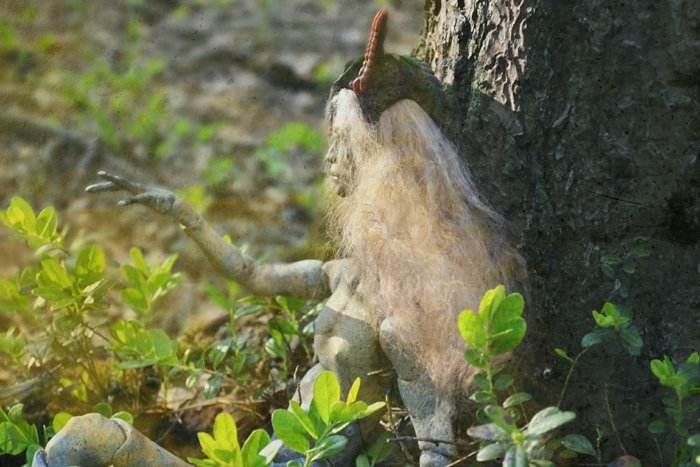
[[120, 247, 181, 319], [460, 286, 596, 464], [355, 431, 394, 467], [458, 286, 526, 413], [188, 412, 282, 467], [580, 303, 642, 356], [649, 353, 700, 466], [0, 197, 116, 398], [0, 404, 41, 466], [271, 371, 384, 467], [600, 247, 650, 298], [203, 156, 236, 188], [54, 19, 224, 161], [191, 281, 265, 396], [51, 402, 134, 438], [255, 122, 325, 181], [265, 296, 318, 374], [468, 405, 593, 465]]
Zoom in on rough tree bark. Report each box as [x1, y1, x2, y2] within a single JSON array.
[[417, 0, 699, 462]]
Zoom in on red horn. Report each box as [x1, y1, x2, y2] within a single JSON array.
[[352, 8, 389, 94]]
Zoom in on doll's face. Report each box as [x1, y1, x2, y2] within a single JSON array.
[[324, 136, 356, 197]]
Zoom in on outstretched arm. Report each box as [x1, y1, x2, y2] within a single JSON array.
[[86, 172, 330, 300]]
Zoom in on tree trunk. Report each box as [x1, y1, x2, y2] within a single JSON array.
[[418, 0, 699, 462]]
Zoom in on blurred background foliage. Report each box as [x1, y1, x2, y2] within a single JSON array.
[[0, 0, 422, 462]]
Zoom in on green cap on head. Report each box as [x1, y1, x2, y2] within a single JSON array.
[[331, 9, 444, 123]]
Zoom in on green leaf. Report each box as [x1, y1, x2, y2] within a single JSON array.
[[477, 443, 505, 461], [458, 309, 486, 349], [494, 375, 514, 392], [527, 407, 576, 436], [688, 434, 700, 446], [112, 411, 133, 424], [11, 197, 36, 231], [488, 292, 526, 355], [464, 348, 490, 370], [602, 302, 619, 319], [76, 246, 105, 288], [213, 413, 241, 460], [347, 378, 361, 404], [310, 434, 347, 461], [36, 206, 57, 238], [467, 423, 509, 442], [92, 402, 112, 418], [367, 431, 393, 463], [479, 286, 506, 324], [259, 439, 283, 464], [562, 434, 596, 456], [530, 461, 556, 467], [271, 409, 309, 454], [187, 458, 218, 467], [312, 371, 341, 424], [0, 422, 31, 455], [651, 356, 675, 381], [470, 391, 497, 404], [483, 405, 518, 436], [147, 271, 171, 294], [204, 283, 230, 311], [628, 247, 650, 258], [581, 329, 614, 347], [503, 392, 532, 408], [129, 247, 150, 275], [289, 400, 317, 439], [26, 443, 40, 465], [39, 258, 73, 289], [121, 288, 148, 316], [619, 327, 643, 356], [601, 254, 622, 264], [555, 348, 574, 362], [601, 264, 616, 279], [52, 412, 73, 433], [116, 358, 158, 369], [494, 293, 524, 320], [197, 432, 217, 459], [361, 402, 385, 418], [593, 310, 614, 328], [241, 429, 271, 466], [679, 361, 700, 385], [489, 316, 526, 356], [53, 312, 81, 334], [474, 374, 490, 391], [275, 296, 307, 318], [122, 264, 147, 296], [648, 419, 671, 434], [150, 329, 174, 360], [356, 454, 371, 467], [269, 317, 298, 336]]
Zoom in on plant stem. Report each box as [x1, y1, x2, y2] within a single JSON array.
[[387, 437, 474, 447], [604, 384, 627, 455], [385, 393, 417, 466], [673, 389, 684, 465], [557, 347, 590, 408]]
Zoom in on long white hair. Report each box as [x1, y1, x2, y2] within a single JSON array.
[[325, 89, 522, 396]]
